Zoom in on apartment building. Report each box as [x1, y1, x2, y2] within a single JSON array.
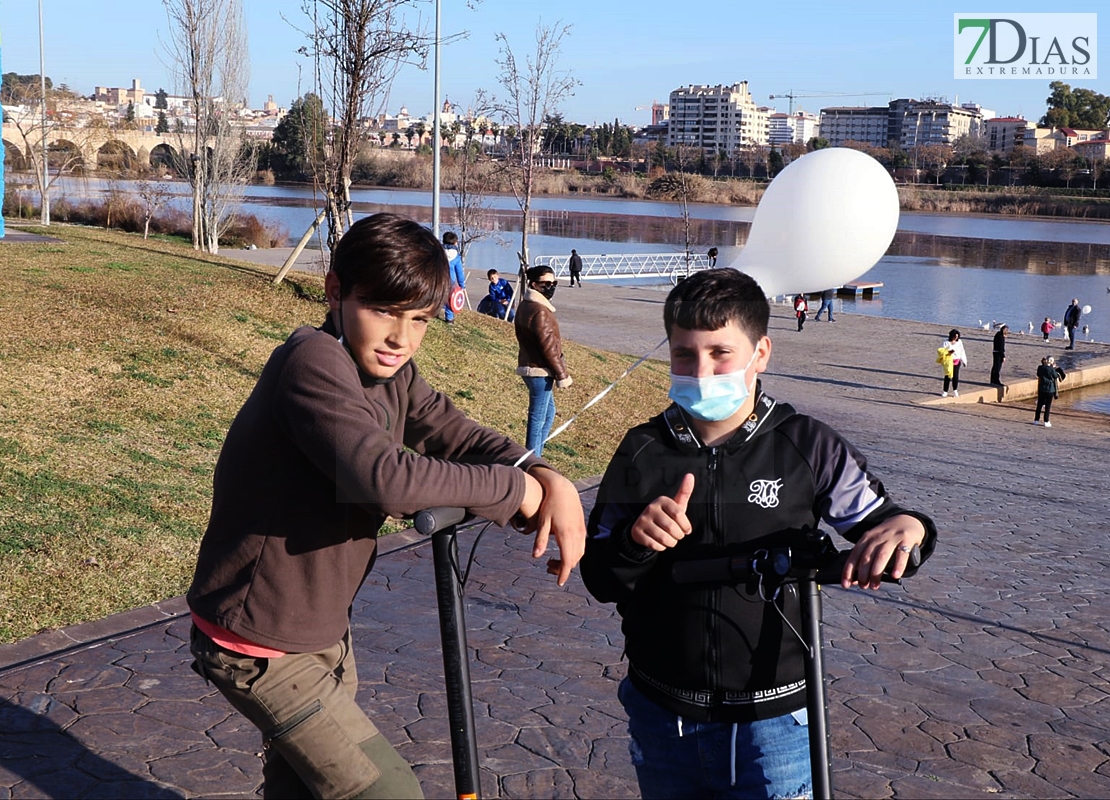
[[892, 99, 982, 149], [666, 82, 769, 153], [768, 111, 820, 146], [819, 99, 985, 148], [983, 117, 1031, 153], [818, 106, 888, 147]]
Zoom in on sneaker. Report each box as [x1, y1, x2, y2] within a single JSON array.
[[1044, 421, 1052, 428], [953, 390, 959, 397], [1033, 420, 1041, 426], [941, 391, 948, 397]]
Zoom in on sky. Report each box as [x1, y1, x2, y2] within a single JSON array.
[[0, 0, 1105, 126]]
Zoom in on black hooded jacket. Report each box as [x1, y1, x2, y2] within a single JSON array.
[[581, 391, 937, 723]]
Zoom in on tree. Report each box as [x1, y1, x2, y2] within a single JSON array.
[[918, 144, 952, 185], [125, 101, 136, 126], [270, 92, 327, 180], [295, 0, 435, 259], [1, 73, 52, 104], [1042, 81, 1110, 130], [156, 110, 170, 134], [1040, 147, 1084, 188], [154, 88, 169, 110], [447, 97, 499, 265], [807, 137, 829, 151], [5, 82, 92, 224], [163, 0, 255, 254], [489, 20, 579, 286], [767, 146, 785, 177], [134, 179, 173, 239]]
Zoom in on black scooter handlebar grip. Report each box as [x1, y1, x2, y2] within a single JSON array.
[[414, 507, 468, 536]]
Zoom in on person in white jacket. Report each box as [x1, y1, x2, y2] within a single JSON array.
[[941, 328, 969, 397]]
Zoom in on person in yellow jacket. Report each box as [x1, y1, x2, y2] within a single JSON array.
[[938, 329, 968, 397]]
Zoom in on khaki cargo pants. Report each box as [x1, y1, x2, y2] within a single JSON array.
[[190, 624, 422, 799]]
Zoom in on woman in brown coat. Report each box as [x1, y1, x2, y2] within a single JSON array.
[[515, 265, 573, 456]]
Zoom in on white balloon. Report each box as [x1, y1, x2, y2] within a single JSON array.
[[731, 147, 900, 297], [1083, 305, 1092, 315]]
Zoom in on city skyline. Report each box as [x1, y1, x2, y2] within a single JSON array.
[[1, 0, 1103, 126]]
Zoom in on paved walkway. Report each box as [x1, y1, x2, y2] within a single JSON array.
[[4, 275, 1110, 799]]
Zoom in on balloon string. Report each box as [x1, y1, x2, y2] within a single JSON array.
[[512, 336, 669, 468]]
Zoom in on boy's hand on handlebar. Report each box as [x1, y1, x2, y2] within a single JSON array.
[[631, 473, 695, 552], [841, 514, 926, 590]]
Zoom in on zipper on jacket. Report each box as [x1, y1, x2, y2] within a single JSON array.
[[707, 446, 721, 691]]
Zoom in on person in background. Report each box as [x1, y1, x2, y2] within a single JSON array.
[[581, 268, 936, 800], [1063, 299, 1082, 350], [706, 247, 718, 266], [989, 324, 1008, 385], [941, 328, 968, 398], [485, 268, 514, 320], [1034, 356, 1065, 428], [813, 288, 836, 322], [515, 265, 573, 457], [1040, 317, 1054, 342], [793, 293, 809, 332], [568, 249, 584, 288], [442, 231, 466, 324], [186, 214, 585, 799]]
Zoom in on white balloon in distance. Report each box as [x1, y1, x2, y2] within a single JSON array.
[[730, 147, 900, 297], [1083, 305, 1092, 315]]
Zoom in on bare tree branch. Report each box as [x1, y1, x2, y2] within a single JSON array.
[[488, 20, 578, 293], [163, 0, 254, 253]]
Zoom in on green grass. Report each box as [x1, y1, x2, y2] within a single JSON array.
[[0, 221, 671, 643]]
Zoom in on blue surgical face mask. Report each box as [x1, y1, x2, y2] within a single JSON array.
[[668, 350, 758, 422]]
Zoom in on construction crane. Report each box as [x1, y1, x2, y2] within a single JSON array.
[[768, 91, 890, 116]]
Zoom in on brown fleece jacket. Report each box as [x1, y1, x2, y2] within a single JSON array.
[[188, 321, 545, 652]]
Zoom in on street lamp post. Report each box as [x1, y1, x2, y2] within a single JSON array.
[[431, 0, 441, 239], [38, 0, 50, 225]]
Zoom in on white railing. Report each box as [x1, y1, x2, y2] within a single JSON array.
[[533, 252, 715, 284]]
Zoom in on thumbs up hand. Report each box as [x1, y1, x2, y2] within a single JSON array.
[[630, 473, 695, 551]]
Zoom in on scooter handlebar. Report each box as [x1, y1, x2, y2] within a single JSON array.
[[414, 507, 468, 536], [671, 536, 921, 586]]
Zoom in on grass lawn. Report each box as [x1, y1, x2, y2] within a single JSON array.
[[0, 223, 671, 643]]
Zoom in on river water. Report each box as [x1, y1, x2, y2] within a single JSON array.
[[36, 178, 1110, 412]]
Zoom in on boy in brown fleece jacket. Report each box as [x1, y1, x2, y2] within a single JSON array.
[[187, 213, 586, 799]]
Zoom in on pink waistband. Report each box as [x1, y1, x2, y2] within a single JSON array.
[[192, 612, 286, 658]]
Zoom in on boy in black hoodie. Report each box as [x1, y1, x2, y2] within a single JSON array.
[[581, 268, 936, 800]]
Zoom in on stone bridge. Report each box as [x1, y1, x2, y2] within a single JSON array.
[[2, 123, 184, 172]]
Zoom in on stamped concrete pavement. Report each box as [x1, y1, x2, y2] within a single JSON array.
[[4, 281, 1110, 799]]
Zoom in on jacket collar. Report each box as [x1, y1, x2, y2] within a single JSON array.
[[524, 286, 556, 311], [661, 382, 784, 453]]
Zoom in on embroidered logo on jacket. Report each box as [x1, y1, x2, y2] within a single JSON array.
[[748, 478, 782, 508]]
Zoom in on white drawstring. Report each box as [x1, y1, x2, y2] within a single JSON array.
[[730, 722, 738, 786], [677, 715, 684, 737]]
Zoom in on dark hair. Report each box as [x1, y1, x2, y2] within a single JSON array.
[[330, 214, 450, 310], [487, 268, 499, 279], [948, 329, 960, 340], [526, 265, 554, 284], [663, 268, 769, 342], [443, 231, 459, 247]]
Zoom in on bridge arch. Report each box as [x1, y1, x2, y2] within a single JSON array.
[[2, 139, 29, 171], [97, 140, 138, 171], [149, 142, 179, 171], [47, 138, 87, 172]]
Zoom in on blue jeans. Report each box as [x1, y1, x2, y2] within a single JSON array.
[[522, 375, 555, 457], [814, 299, 834, 321], [619, 677, 812, 800]]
